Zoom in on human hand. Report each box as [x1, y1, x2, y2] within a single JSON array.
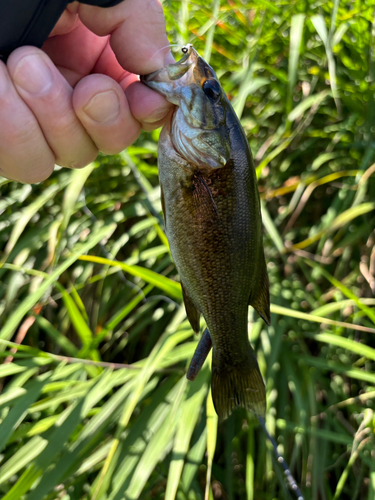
[[0, 0, 174, 183]]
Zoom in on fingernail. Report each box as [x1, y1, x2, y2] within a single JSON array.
[[13, 54, 53, 94], [83, 90, 120, 123], [143, 105, 171, 124]]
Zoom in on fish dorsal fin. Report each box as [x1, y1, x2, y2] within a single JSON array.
[[249, 260, 271, 325], [181, 282, 201, 333]]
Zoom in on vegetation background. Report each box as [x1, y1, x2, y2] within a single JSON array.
[[1, 0, 375, 499]]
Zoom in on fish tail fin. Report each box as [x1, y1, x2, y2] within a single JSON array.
[[211, 347, 266, 421]]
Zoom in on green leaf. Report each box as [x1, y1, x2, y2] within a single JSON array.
[[0, 363, 28, 378], [270, 303, 375, 334], [203, 0, 220, 64], [261, 201, 285, 255], [0, 436, 48, 486], [287, 14, 305, 117], [311, 14, 340, 111], [61, 164, 96, 233], [125, 378, 187, 499], [304, 260, 375, 325], [331, 23, 349, 47], [0, 373, 51, 454], [292, 202, 375, 250], [91, 309, 188, 499], [2, 400, 85, 499], [287, 90, 330, 122], [311, 332, 375, 361], [34, 315, 78, 356], [297, 355, 375, 384], [205, 357, 218, 500], [3, 181, 69, 258], [0, 387, 27, 408], [311, 14, 328, 46], [107, 377, 179, 500], [58, 286, 94, 350], [165, 368, 209, 500], [0, 223, 116, 341], [78, 254, 183, 300]]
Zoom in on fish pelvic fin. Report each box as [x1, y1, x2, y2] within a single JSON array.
[[249, 259, 271, 326], [181, 282, 201, 333], [211, 348, 266, 421]]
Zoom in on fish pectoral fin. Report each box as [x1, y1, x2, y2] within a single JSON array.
[[211, 347, 266, 420], [181, 282, 201, 333], [187, 328, 212, 381], [249, 260, 271, 326], [192, 173, 220, 221]]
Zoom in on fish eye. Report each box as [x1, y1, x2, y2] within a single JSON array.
[[202, 79, 221, 101]]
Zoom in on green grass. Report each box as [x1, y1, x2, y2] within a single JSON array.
[[1, 0, 375, 499]]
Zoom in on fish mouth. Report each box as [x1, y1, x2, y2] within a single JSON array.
[[140, 44, 200, 98]]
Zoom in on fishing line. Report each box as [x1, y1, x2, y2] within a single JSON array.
[[144, 295, 181, 309], [145, 43, 185, 66], [144, 39, 201, 67], [257, 416, 305, 500]]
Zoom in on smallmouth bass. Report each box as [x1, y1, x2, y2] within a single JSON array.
[[141, 45, 270, 420]]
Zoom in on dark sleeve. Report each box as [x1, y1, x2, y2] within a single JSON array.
[[0, 0, 123, 61]]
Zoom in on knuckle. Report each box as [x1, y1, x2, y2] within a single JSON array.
[[52, 106, 81, 135], [7, 118, 42, 152]]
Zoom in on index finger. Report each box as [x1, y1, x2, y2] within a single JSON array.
[[76, 0, 173, 75]]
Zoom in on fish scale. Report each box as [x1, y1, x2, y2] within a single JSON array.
[[141, 45, 270, 420]]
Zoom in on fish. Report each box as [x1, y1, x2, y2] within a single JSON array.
[[141, 44, 270, 420]]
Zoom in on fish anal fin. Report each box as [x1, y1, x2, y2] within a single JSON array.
[[211, 347, 266, 421], [181, 283, 200, 333], [187, 328, 212, 381], [249, 260, 271, 326]]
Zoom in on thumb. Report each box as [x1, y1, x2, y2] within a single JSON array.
[[76, 0, 172, 75]]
